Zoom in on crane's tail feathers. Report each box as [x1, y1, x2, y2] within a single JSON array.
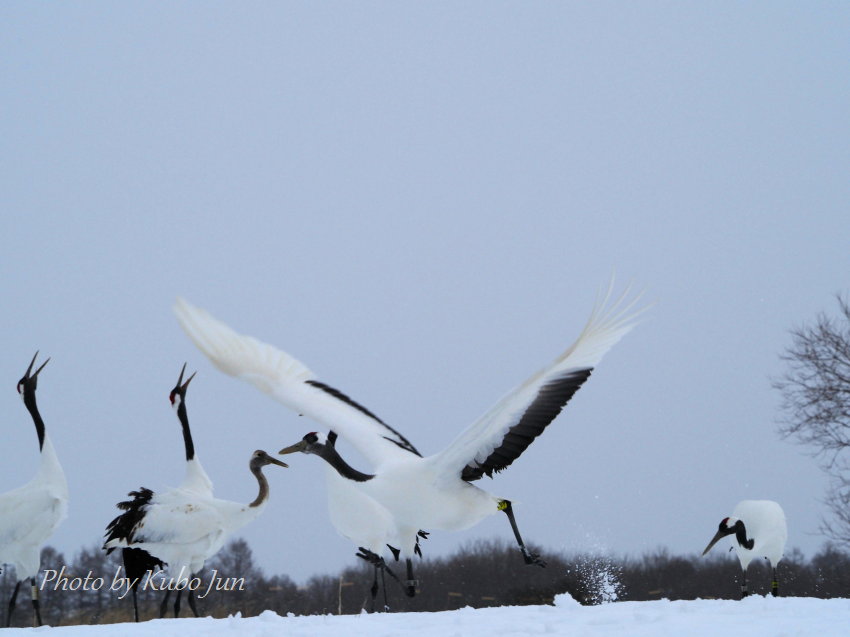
[[173, 298, 314, 395]]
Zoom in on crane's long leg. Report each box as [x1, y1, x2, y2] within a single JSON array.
[[368, 566, 379, 613], [132, 588, 139, 622], [159, 589, 171, 618], [380, 567, 389, 611], [173, 588, 183, 617], [771, 567, 779, 597], [187, 588, 199, 617], [6, 581, 20, 627], [405, 559, 417, 598], [499, 500, 546, 567], [740, 568, 749, 599], [357, 548, 405, 599], [30, 578, 42, 626]]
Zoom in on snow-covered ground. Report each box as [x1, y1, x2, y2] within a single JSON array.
[[7, 596, 849, 636]]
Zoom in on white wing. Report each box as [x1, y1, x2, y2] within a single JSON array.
[[0, 483, 66, 549], [430, 283, 646, 481], [174, 298, 419, 470], [105, 489, 243, 557]]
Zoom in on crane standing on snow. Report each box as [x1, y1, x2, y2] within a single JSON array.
[[702, 499, 787, 598], [105, 364, 213, 620], [0, 353, 68, 627], [104, 369, 288, 617]]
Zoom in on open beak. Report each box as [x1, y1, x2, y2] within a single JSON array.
[[25, 351, 50, 380], [279, 440, 307, 455], [176, 362, 197, 392], [702, 530, 726, 556]]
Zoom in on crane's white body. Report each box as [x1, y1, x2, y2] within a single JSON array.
[[106, 384, 271, 587], [174, 284, 643, 561], [106, 486, 265, 582], [729, 500, 787, 570], [360, 460, 495, 534], [324, 466, 402, 554], [104, 458, 274, 585], [0, 435, 68, 581]]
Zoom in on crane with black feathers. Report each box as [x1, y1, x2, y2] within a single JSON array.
[[702, 500, 787, 598], [104, 366, 288, 618], [0, 353, 68, 627], [105, 364, 213, 619]]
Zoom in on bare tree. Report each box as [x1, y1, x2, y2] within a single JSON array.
[[774, 294, 850, 545]]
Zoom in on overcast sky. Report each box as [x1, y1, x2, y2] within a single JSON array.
[[2, 3, 849, 584]]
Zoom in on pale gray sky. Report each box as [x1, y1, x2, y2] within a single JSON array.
[[2, 3, 849, 583]]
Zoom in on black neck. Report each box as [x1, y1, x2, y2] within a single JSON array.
[[319, 444, 374, 482], [23, 391, 46, 451], [177, 402, 195, 461], [735, 521, 754, 550]]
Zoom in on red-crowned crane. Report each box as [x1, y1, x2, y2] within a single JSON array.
[[104, 450, 287, 615], [174, 283, 645, 594], [104, 364, 213, 620], [702, 499, 787, 598], [0, 353, 68, 627]]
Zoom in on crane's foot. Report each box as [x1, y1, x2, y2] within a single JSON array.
[[357, 548, 403, 587], [356, 547, 386, 567], [520, 546, 547, 568]]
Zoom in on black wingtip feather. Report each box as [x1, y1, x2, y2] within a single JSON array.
[[461, 368, 593, 482], [306, 379, 422, 456], [104, 487, 156, 552]]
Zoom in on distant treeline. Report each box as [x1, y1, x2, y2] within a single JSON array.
[[3, 539, 849, 627]]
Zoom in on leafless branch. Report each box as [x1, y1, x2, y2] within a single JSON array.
[[774, 294, 850, 546]]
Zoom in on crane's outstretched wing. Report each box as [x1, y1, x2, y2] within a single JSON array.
[[430, 283, 646, 482], [174, 298, 420, 470]]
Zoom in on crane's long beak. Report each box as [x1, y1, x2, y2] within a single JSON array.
[[25, 351, 39, 377], [279, 440, 307, 455], [702, 530, 726, 556], [24, 351, 49, 379], [268, 457, 289, 468], [176, 363, 197, 392], [181, 371, 197, 392], [34, 357, 50, 377]]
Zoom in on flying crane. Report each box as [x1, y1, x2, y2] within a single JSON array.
[[174, 283, 644, 591]]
